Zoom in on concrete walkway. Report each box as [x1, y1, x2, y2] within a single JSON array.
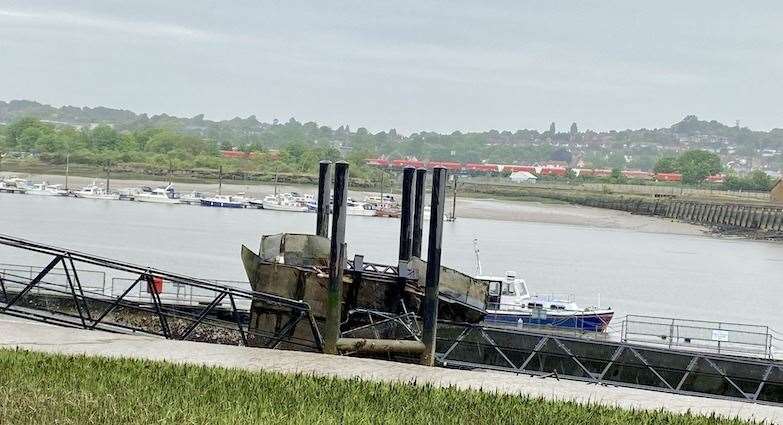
[[1, 316, 781, 424]]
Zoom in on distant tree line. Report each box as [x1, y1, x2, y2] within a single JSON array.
[[3, 100, 783, 173]]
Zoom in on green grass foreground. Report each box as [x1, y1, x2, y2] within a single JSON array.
[[0, 349, 758, 425]]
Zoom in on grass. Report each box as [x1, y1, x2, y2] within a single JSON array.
[[0, 349, 760, 425]]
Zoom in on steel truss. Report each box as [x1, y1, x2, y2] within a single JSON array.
[[0, 234, 322, 351], [435, 322, 783, 405]]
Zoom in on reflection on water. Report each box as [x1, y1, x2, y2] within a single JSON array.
[[1, 193, 781, 332]]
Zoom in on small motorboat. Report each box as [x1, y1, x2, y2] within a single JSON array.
[[26, 182, 67, 196], [200, 195, 246, 208], [261, 194, 308, 212], [481, 271, 614, 332], [473, 240, 613, 332], [73, 183, 120, 200], [134, 184, 180, 204], [0, 178, 29, 194], [179, 191, 210, 205], [345, 199, 376, 216]]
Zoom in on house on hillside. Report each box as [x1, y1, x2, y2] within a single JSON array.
[[772, 179, 783, 204]]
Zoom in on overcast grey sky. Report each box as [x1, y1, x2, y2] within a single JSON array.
[[1, 1, 781, 133]]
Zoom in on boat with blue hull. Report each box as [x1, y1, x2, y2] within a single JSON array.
[[200, 195, 246, 208], [484, 308, 614, 332], [479, 271, 614, 332]]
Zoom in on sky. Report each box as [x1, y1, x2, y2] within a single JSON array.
[[1, 1, 782, 134]]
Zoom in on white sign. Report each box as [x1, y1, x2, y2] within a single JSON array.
[[712, 330, 729, 342]]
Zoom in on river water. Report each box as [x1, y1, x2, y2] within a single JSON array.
[[0, 193, 781, 333]]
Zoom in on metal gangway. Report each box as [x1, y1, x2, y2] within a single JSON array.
[[1, 234, 782, 406], [0, 235, 323, 351]]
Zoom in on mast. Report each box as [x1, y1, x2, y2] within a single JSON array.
[[273, 163, 279, 196], [473, 238, 482, 275], [218, 165, 223, 195], [450, 175, 458, 221], [379, 170, 384, 202], [105, 160, 111, 193], [65, 152, 70, 190]]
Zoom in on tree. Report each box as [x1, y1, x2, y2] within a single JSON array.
[[677, 150, 722, 184], [653, 156, 678, 173], [548, 122, 556, 137], [569, 122, 578, 141], [550, 148, 572, 163]]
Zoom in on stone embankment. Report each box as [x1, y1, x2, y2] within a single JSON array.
[[462, 182, 783, 239]]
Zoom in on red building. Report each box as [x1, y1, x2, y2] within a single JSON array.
[[655, 173, 682, 182]]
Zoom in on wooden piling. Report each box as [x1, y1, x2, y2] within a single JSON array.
[[324, 161, 349, 355], [700, 204, 709, 222], [421, 167, 446, 367], [773, 209, 783, 231], [412, 168, 427, 258], [398, 167, 416, 261], [740, 206, 750, 228], [316, 161, 332, 238]]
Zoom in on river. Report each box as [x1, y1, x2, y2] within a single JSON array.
[[0, 192, 781, 333]]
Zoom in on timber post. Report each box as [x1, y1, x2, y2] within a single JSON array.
[[325, 161, 349, 354], [421, 166, 447, 366]]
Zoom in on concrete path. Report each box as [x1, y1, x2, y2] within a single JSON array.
[[1, 316, 781, 424]]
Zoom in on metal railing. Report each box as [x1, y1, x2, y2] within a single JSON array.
[[621, 315, 776, 359], [435, 321, 783, 405], [0, 234, 323, 351]]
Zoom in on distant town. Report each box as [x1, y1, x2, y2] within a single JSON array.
[[1, 100, 780, 190]]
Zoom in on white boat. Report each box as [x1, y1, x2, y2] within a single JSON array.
[[200, 195, 246, 208], [73, 183, 120, 200], [261, 194, 308, 212], [134, 185, 180, 204], [345, 199, 376, 216], [364, 194, 397, 205], [26, 182, 67, 196], [472, 241, 614, 332], [0, 178, 28, 194], [179, 191, 210, 205]]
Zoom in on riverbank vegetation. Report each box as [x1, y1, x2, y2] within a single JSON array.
[[0, 349, 757, 425], [0, 117, 383, 181], [0, 116, 776, 193]]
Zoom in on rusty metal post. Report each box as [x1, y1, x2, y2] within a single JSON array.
[[325, 161, 349, 354], [421, 166, 446, 366], [412, 168, 427, 258], [398, 167, 416, 261], [316, 161, 332, 238]]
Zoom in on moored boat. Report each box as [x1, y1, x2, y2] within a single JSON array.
[[345, 199, 376, 216], [134, 184, 180, 204], [179, 191, 210, 205], [0, 178, 29, 194], [26, 182, 67, 196], [480, 271, 614, 332], [73, 182, 120, 200], [200, 195, 246, 208], [261, 194, 308, 212]]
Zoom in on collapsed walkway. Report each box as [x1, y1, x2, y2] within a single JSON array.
[[1, 316, 781, 424]]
